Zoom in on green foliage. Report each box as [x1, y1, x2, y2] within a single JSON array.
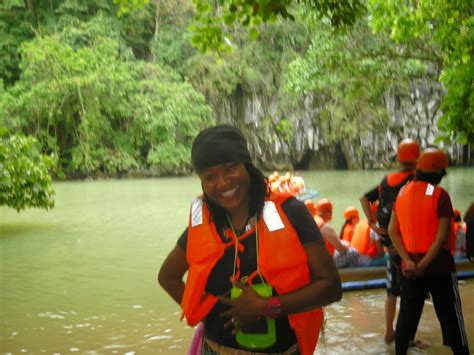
[[275, 118, 295, 144], [0, 16, 214, 177], [151, 0, 197, 75], [0, 134, 55, 211], [368, 0, 474, 144], [113, 0, 149, 16], [286, 18, 411, 143], [189, 0, 365, 52]]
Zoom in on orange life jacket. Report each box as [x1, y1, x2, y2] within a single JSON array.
[[351, 218, 377, 258], [315, 215, 335, 256], [395, 181, 455, 253], [376, 170, 414, 229], [341, 223, 355, 243], [182, 193, 324, 355]]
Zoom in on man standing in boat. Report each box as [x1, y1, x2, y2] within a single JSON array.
[[388, 148, 469, 355], [359, 138, 420, 343]]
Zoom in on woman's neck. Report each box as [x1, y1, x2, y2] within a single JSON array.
[[227, 206, 250, 230]]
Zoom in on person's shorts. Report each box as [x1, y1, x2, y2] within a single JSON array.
[[386, 252, 402, 297]]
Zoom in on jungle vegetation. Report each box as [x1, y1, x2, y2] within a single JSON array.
[[0, 0, 472, 210]]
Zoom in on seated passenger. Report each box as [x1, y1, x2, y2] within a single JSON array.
[[312, 198, 359, 268], [453, 208, 467, 259], [340, 206, 359, 243], [351, 202, 385, 266]]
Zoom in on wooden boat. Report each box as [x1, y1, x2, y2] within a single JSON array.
[[339, 258, 474, 291]]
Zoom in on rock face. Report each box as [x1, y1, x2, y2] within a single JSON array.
[[211, 78, 470, 170]]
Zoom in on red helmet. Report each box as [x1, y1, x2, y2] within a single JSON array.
[[416, 148, 448, 172], [343, 206, 359, 220], [397, 139, 420, 162], [316, 198, 333, 213]]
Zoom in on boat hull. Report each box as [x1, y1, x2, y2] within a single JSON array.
[[339, 258, 474, 291]]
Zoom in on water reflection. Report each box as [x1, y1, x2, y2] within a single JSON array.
[[1, 171, 473, 354]]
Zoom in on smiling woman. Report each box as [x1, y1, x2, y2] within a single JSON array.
[[158, 125, 342, 355]]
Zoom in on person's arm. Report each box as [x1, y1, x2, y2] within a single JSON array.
[[219, 243, 342, 325], [158, 245, 189, 305], [360, 192, 385, 236], [388, 211, 416, 277], [278, 242, 342, 313], [322, 223, 348, 253], [416, 216, 451, 273]]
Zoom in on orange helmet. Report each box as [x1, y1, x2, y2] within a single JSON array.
[[416, 148, 448, 172], [316, 198, 333, 213], [397, 138, 420, 162], [343, 206, 359, 220], [304, 199, 317, 215]]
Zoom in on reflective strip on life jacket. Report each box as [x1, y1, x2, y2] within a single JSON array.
[[183, 193, 323, 354], [258, 194, 324, 355]]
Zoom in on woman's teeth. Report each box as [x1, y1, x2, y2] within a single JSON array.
[[221, 186, 239, 198]]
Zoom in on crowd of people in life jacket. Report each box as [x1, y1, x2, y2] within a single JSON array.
[[301, 198, 468, 268], [268, 171, 306, 195], [267, 171, 469, 270]]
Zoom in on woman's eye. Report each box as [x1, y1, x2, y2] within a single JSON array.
[[203, 173, 215, 182]]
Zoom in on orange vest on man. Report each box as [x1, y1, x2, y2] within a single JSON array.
[[351, 218, 377, 258], [395, 181, 455, 253], [181, 193, 324, 355]]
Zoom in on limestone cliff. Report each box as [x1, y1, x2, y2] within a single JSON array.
[[211, 78, 470, 170]]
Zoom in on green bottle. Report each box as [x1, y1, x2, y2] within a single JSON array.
[[230, 283, 276, 350]]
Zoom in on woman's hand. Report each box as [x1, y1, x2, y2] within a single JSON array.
[[218, 281, 267, 333], [402, 258, 417, 279]]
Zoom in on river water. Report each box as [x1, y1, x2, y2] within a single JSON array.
[[1, 168, 473, 354]]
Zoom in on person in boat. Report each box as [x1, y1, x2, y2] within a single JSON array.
[[464, 202, 474, 261], [350, 202, 385, 266], [312, 198, 360, 268], [269, 171, 305, 195], [452, 208, 467, 259], [340, 206, 359, 243], [158, 125, 342, 355], [359, 138, 420, 343], [388, 147, 470, 355]]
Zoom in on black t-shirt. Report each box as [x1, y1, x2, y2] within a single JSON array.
[[177, 197, 324, 352], [364, 185, 379, 204]]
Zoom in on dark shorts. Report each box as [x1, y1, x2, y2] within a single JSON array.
[[386, 252, 402, 297]]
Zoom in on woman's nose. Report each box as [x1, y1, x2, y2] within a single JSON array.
[[216, 172, 230, 189]]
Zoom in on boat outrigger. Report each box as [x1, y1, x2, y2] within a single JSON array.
[[339, 258, 474, 291]]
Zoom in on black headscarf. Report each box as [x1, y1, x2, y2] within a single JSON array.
[[191, 125, 252, 172]]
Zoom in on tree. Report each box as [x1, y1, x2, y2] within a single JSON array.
[[114, 0, 365, 51], [286, 15, 428, 148], [0, 14, 214, 177], [115, 0, 472, 144], [368, 0, 473, 144], [0, 133, 55, 211]]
